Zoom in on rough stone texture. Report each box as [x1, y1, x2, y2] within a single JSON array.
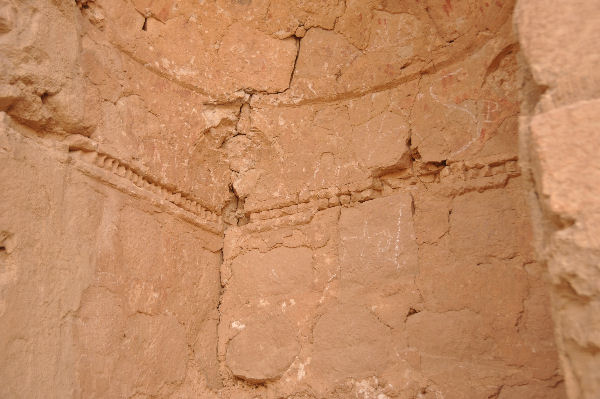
[[0, 0, 590, 397], [516, 1, 600, 398], [0, 115, 222, 398]]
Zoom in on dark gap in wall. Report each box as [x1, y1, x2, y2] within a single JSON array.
[[75, 0, 90, 9], [410, 148, 421, 161]]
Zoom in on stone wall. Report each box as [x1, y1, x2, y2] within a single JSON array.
[[516, 1, 600, 398], [0, 0, 594, 397], [0, 115, 223, 397]]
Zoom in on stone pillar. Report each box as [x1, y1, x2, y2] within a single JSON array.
[[516, 1, 600, 397]]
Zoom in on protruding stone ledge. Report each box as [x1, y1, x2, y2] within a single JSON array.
[[243, 155, 521, 226], [65, 136, 223, 234]]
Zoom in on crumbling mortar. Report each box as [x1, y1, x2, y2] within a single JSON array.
[[221, 94, 256, 227]]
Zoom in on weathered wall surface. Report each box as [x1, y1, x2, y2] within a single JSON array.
[[0, 0, 578, 398], [0, 115, 223, 398], [217, 0, 565, 397], [1, 1, 225, 396], [220, 179, 564, 398], [515, 1, 600, 398]]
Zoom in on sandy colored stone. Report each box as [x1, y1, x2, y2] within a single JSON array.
[[516, 1, 600, 398], [515, 0, 600, 109], [2, 0, 594, 397], [339, 192, 418, 297], [310, 304, 393, 384], [0, 116, 221, 397], [226, 313, 299, 383], [0, 0, 95, 134], [527, 99, 600, 398]]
